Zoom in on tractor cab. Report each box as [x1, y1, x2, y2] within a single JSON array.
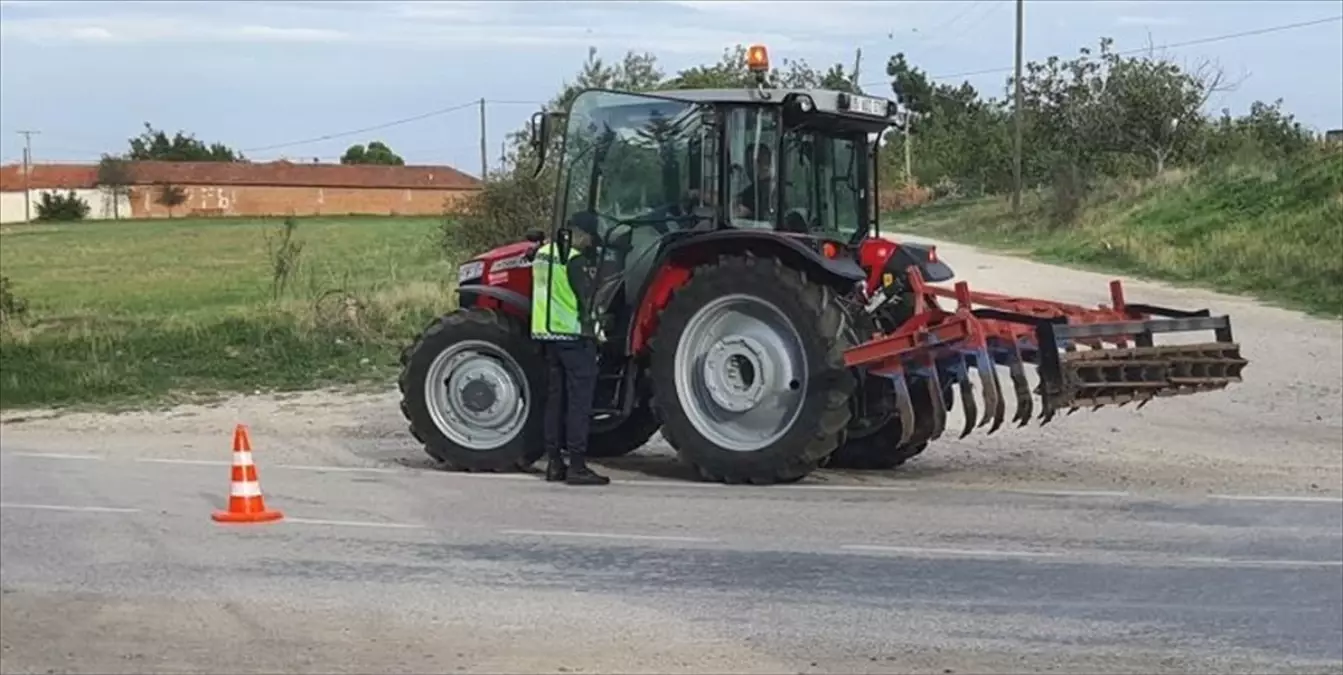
[[528, 44, 909, 351]]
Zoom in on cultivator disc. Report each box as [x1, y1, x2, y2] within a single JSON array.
[[844, 270, 1249, 447]]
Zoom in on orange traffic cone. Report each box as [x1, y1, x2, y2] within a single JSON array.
[[212, 424, 283, 524]]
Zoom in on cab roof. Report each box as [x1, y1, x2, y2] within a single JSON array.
[[642, 87, 902, 127]]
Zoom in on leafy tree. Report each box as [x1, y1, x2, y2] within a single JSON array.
[[1195, 99, 1316, 163], [155, 182, 188, 217], [128, 123, 243, 162], [883, 53, 1013, 194], [95, 154, 134, 219], [341, 141, 405, 166]]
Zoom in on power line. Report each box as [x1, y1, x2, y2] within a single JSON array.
[[858, 14, 1343, 91], [241, 99, 480, 153], [240, 98, 545, 155]]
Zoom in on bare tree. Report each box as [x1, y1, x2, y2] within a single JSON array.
[[96, 154, 134, 219]]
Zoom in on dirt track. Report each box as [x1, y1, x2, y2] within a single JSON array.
[[2, 234, 1340, 497]]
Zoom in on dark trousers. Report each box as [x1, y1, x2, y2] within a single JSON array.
[[543, 339, 598, 465]]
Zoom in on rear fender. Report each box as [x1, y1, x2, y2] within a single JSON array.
[[625, 230, 865, 356], [859, 238, 955, 294]]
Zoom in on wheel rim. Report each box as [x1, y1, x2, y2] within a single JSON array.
[[423, 340, 529, 450], [673, 293, 808, 452]]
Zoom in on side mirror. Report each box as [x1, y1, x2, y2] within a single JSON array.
[[528, 111, 546, 151], [528, 110, 566, 178]]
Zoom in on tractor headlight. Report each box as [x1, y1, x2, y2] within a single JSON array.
[[457, 260, 485, 283]]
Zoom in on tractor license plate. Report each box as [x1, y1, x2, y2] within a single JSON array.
[[458, 261, 485, 283], [849, 95, 888, 117]]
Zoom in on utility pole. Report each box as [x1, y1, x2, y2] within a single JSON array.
[[16, 130, 39, 223], [478, 97, 488, 181], [1011, 0, 1025, 213], [903, 122, 912, 182], [852, 47, 862, 91]]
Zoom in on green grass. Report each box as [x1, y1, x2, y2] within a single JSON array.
[[0, 215, 460, 410], [883, 148, 1343, 317]]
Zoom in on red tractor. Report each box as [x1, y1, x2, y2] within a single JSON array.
[[398, 46, 1248, 484]]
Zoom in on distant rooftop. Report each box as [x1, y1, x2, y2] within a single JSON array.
[[0, 160, 482, 192]]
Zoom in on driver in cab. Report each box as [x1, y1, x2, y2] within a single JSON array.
[[734, 142, 776, 221], [530, 212, 610, 486]]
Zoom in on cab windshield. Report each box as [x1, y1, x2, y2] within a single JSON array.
[[555, 89, 708, 236]]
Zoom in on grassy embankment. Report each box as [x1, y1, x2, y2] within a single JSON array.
[[883, 148, 1343, 317], [0, 216, 459, 410]]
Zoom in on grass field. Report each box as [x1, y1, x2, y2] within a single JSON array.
[[883, 148, 1343, 317], [0, 215, 456, 409]]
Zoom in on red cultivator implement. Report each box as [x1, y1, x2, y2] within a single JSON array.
[[844, 266, 1249, 445]]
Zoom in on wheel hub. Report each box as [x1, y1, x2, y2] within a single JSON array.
[[672, 293, 809, 453], [703, 336, 770, 412], [443, 353, 516, 427], [457, 377, 498, 414], [423, 340, 529, 451]]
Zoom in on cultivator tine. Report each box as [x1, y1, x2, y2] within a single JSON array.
[[954, 359, 977, 439], [924, 361, 947, 441], [888, 372, 916, 447], [1006, 343, 1033, 427], [972, 349, 1006, 434], [1039, 399, 1057, 427]]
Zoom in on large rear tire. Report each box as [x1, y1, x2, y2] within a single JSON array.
[[648, 254, 855, 484], [829, 374, 951, 469], [399, 308, 546, 472]]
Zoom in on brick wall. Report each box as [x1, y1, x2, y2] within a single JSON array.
[[0, 160, 482, 221], [127, 184, 475, 219]]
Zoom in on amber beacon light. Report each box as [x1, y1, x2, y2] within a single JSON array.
[[746, 44, 769, 72]]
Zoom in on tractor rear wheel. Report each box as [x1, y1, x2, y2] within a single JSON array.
[[399, 308, 546, 472], [827, 385, 937, 470], [649, 254, 855, 484]]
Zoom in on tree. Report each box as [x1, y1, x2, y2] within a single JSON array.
[[155, 182, 188, 217], [883, 53, 1013, 194], [1091, 42, 1233, 175], [95, 154, 134, 219], [1196, 99, 1315, 163], [128, 123, 243, 162], [341, 141, 405, 166]]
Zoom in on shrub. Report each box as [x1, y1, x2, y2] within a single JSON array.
[[0, 276, 29, 326], [442, 170, 552, 257], [34, 191, 91, 222]]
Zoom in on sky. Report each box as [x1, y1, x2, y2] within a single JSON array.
[[1, 0, 1340, 175]]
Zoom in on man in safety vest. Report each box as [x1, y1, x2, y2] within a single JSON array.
[[531, 212, 610, 486]]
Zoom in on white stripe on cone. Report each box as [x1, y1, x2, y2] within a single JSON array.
[[232, 451, 254, 466], [230, 481, 262, 497]]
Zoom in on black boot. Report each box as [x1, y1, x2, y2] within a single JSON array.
[[565, 456, 609, 486], [545, 454, 567, 482]]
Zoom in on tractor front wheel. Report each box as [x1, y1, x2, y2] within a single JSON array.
[[399, 308, 546, 471], [649, 255, 855, 484]]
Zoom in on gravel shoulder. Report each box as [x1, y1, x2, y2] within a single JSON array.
[[2, 235, 1339, 497]]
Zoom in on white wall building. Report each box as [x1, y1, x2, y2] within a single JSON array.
[[0, 187, 132, 224]]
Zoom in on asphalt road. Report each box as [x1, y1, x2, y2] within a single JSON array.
[[1, 446, 1340, 675]]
